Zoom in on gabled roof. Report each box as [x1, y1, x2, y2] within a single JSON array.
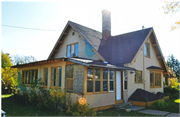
[[98, 28, 152, 65]]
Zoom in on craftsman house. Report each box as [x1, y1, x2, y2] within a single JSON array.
[[12, 10, 169, 109]]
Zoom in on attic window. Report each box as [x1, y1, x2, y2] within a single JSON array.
[[144, 43, 150, 57], [67, 43, 79, 57]]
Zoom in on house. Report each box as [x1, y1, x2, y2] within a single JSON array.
[[12, 9, 169, 110]]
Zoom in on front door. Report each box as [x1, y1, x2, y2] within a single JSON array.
[[116, 71, 121, 100]]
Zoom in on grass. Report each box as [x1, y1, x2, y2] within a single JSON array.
[[2, 94, 63, 116]]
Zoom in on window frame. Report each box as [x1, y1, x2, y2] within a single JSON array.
[[66, 42, 79, 57], [124, 70, 128, 91], [21, 69, 38, 85], [109, 70, 114, 92], [50, 66, 62, 88], [43, 68, 48, 87], [150, 71, 162, 88], [135, 71, 143, 83], [144, 42, 150, 58], [95, 68, 101, 93], [66, 65, 74, 91]]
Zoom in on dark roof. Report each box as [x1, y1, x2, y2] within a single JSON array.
[[146, 66, 164, 70], [98, 28, 152, 65], [128, 88, 159, 102], [68, 57, 136, 70], [69, 21, 102, 50], [156, 92, 167, 99]]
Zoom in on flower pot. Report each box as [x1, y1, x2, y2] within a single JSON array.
[[125, 108, 131, 112]]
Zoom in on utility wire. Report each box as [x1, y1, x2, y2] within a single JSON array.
[[2, 24, 62, 32]]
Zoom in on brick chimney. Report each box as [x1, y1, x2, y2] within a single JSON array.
[[102, 9, 111, 40]]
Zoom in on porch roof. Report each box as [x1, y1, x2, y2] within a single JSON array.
[[68, 58, 136, 70]]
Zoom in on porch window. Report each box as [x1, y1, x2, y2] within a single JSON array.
[[124, 70, 128, 91], [67, 43, 79, 57], [144, 43, 150, 57], [87, 68, 93, 92], [95, 69, 101, 92], [44, 68, 48, 86], [135, 71, 142, 83], [103, 69, 108, 91], [22, 69, 38, 85], [109, 70, 114, 92], [51, 67, 62, 87], [66, 66, 74, 90], [150, 72, 161, 88]]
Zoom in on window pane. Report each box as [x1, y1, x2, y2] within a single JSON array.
[[57, 67, 61, 87], [67, 79, 73, 90], [144, 43, 147, 56], [135, 71, 142, 83], [66, 66, 73, 78], [146, 43, 150, 56], [87, 68, 93, 80], [110, 81, 114, 91], [75, 43, 79, 56], [103, 81, 108, 91], [71, 44, 74, 57], [87, 81, 93, 92], [25, 71, 28, 84], [67, 45, 71, 57], [23, 71, 25, 84], [35, 70, 38, 81], [124, 80, 127, 90], [44, 69, 48, 86], [95, 81, 100, 92], [150, 72, 153, 87], [158, 74, 161, 86], [103, 69, 108, 79], [52, 68, 56, 86], [30, 70, 34, 84], [95, 69, 100, 79], [109, 70, 114, 79]]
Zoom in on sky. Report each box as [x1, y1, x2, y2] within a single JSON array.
[[1, 0, 180, 62]]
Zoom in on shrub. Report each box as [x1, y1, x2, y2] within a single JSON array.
[[153, 101, 169, 108], [66, 100, 96, 116], [164, 86, 179, 98]]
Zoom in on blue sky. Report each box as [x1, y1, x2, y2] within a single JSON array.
[[1, 0, 180, 61]]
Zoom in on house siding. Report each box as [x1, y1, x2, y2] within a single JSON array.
[[125, 38, 163, 100], [54, 28, 100, 60], [86, 93, 115, 108]]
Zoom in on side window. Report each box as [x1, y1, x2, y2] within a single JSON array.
[[87, 68, 93, 92], [103, 69, 108, 92], [135, 71, 142, 83], [109, 70, 114, 92], [44, 68, 48, 86], [124, 70, 128, 91], [67, 43, 79, 57], [22, 69, 38, 85], [144, 43, 150, 57]]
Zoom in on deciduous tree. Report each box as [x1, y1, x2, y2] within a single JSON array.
[[1, 52, 13, 69]]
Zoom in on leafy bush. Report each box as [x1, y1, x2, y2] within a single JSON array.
[[164, 86, 179, 98], [152, 101, 169, 108], [66, 100, 96, 116]]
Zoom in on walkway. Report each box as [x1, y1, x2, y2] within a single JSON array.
[[121, 106, 180, 116]]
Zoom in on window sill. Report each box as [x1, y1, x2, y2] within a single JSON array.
[[134, 82, 143, 84], [124, 90, 127, 92], [144, 55, 150, 58]]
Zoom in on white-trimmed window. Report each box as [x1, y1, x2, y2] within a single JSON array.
[[103, 69, 108, 92], [124, 70, 128, 91], [109, 70, 114, 92], [144, 43, 150, 57]]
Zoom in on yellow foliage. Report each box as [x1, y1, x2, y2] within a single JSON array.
[[1, 67, 18, 88]]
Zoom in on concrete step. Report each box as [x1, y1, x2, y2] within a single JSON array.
[[114, 102, 133, 108]]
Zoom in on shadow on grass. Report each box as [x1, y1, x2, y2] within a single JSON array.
[[1, 94, 64, 116]]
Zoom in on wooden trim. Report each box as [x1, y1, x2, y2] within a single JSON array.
[[21, 69, 38, 85], [150, 71, 162, 88], [83, 66, 87, 95], [115, 99, 124, 104]]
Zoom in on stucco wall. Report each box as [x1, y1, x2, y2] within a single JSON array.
[[54, 28, 100, 60], [73, 65, 84, 94], [125, 38, 163, 100], [86, 93, 115, 108]]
